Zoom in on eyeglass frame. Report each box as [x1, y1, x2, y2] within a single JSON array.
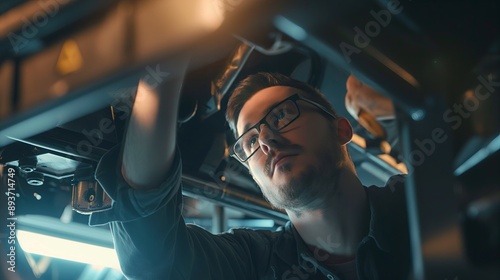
[[231, 93, 337, 163]]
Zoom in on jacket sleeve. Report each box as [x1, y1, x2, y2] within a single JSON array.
[[89, 145, 271, 279]]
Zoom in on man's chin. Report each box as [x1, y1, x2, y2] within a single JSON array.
[[279, 166, 337, 210], [271, 180, 311, 210], [261, 181, 304, 210]]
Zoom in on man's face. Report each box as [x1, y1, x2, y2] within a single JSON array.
[[236, 86, 348, 211]]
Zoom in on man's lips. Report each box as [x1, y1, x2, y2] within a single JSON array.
[[263, 145, 302, 176], [270, 153, 297, 174]]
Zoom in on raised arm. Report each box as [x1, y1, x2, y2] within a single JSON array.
[[96, 59, 270, 279], [93, 58, 193, 278], [121, 58, 189, 190]]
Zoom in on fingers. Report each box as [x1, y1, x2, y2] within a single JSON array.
[[345, 91, 360, 120], [345, 74, 363, 119], [345, 74, 395, 120], [346, 74, 362, 92]]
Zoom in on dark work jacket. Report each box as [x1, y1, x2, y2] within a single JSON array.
[[90, 146, 411, 280]]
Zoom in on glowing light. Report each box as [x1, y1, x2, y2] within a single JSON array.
[[17, 230, 121, 271], [198, 0, 225, 31]]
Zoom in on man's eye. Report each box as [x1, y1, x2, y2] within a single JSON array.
[[270, 109, 289, 127], [277, 110, 286, 121], [244, 134, 258, 151], [245, 135, 258, 150]]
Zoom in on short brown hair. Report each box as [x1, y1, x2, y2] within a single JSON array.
[[226, 72, 337, 137]]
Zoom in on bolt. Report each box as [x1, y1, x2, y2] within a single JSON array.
[[20, 166, 36, 173], [27, 178, 43, 186]]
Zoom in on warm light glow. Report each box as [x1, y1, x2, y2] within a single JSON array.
[[17, 230, 121, 271], [198, 0, 225, 31], [422, 225, 464, 260]]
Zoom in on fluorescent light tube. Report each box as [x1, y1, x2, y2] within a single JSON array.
[[17, 230, 121, 271]]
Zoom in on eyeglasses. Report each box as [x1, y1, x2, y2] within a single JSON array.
[[231, 93, 336, 162]]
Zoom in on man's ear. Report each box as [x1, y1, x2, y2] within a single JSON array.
[[336, 117, 353, 145]]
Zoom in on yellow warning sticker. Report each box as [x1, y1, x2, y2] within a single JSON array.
[[56, 39, 83, 75]]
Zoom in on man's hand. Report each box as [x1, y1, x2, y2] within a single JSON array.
[[345, 74, 395, 121]]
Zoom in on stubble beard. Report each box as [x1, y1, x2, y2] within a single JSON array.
[[262, 144, 345, 213]]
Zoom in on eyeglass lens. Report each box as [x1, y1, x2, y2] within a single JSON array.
[[235, 100, 299, 161]]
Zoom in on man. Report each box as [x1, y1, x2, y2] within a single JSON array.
[[90, 65, 410, 279]]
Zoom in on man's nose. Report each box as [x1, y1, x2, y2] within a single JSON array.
[[346, 74, 362, 91], [258, 124, 279, 155]]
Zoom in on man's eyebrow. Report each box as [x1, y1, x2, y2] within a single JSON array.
[[241, 99, 282, 133], [241, 122, 254, 135]]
